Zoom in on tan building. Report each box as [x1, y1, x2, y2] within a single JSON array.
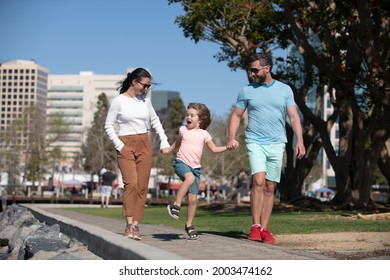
[[0, 59, 48, 148]]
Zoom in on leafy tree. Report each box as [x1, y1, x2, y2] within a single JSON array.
[[168, 0, 287, 73], [82, 93, 117, 177], [0, 121, 22, 188], [282, 0, 389, 206], [19, 106, 48, 188], [46, 112, 69, 178]]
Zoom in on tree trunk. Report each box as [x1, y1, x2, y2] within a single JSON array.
[[279, 122, 322, 202], [333, 96, 354, 204], [377, 140, 390, 186]]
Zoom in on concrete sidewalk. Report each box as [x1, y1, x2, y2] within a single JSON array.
[[23, 204, 332, 260]]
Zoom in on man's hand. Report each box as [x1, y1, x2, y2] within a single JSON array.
[[226, 139, 239, 150], [296, 142, 306, 159]]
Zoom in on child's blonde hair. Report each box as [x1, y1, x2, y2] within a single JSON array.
[[188, 102, 211, 130]]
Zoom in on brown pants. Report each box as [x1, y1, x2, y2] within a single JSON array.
[[117, 134, 152, 222]]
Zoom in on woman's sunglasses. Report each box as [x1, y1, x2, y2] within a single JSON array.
[[138, 81, 151, 90]]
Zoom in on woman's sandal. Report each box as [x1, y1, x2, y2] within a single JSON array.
[[185, 225, 198, 240], [167, 204, 181, 220]]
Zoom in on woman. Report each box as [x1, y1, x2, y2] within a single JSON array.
[[105, 68, 170, 240]]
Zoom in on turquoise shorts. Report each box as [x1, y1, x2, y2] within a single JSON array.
[[246, 142, 285, 183], [173, 159, 201, 195]]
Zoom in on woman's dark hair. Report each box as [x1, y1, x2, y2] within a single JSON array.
[[116, 68, 152, 94], [188, 102, 211, 130]]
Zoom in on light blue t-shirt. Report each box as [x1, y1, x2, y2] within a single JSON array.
[[235, 80, 296, 144]]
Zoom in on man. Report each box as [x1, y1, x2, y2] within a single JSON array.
[[227, 53, 305, 244], [100, 166, 116, 208]]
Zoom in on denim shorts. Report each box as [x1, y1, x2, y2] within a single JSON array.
[[101, 185, 112, 196], [246, 142, 285, 183], [173, 159, 201, 195]]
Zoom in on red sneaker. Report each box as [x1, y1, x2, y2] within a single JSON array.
[[261, 228, 275, 244], [248, 224, 262, 241]]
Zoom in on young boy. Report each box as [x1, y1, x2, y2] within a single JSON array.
[[163, 102, 232, 239]]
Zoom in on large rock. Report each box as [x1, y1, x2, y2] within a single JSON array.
[[0, 204, 101, 260]]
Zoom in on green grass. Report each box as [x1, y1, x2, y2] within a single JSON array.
[[64, 205, 390, 238]]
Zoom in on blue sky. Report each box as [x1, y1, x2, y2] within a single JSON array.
[[0, 0, 253, 117]]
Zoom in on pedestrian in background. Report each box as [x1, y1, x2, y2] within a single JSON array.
[[163, 102, 233, 239], [105, 68, 170, 241], [227, 53, 305, 244], [100, 165, 116, 208]]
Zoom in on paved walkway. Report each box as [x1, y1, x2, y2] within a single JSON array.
[[23, 204, 331, 260]]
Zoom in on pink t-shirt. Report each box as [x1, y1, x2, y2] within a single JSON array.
[[176, 125, 212, 168]]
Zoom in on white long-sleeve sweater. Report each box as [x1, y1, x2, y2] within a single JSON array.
[[105, 94, 170, 151]]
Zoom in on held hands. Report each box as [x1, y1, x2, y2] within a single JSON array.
[[226, 139, 239, 150], [160, 147, 171, 154]]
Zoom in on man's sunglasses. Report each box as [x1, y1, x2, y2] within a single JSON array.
[[250, 66, 267, 74], [138, 81, 152, 89]]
